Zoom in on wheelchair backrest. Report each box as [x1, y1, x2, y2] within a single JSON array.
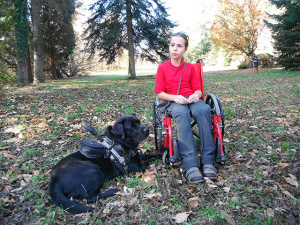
[[192, 59, 205, 101]]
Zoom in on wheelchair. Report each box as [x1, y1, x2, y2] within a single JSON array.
[[153, 59, 226, 166]]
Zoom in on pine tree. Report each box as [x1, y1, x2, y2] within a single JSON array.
[[266, 0, 300, 70], [84, 0, 175, 79], [41, 0, 76, 79]]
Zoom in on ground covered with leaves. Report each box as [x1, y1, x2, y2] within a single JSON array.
[[0, 68, 299, 224]]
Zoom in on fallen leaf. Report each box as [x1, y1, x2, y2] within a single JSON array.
[[143, 192, 162, 200], [261, 171, 268, 177], [223, 187, 230, 193], [261, 131, 272, 141], [172, 211, 192, 223], [265, 166, 273, 173], [3, 152, 17, 159], [57, 117, 68, 124], [142, 171, 156, 187], [5, 137, 24, 144], [70, 124, 81, 130], [265, 208, 274, 218], [187, 187, 196, 194], [123, 186, 134, 195], [223, 138, 230, 143], [41, 140, 51, 146], [282, 191, 297, 201], [279, 162, 290, 168], [284, 174, 298, 187], [188, 197, 199, 208]]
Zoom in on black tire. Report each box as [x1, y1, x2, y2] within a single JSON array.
[[205, 93, 225, 137], [162, 151, 170, 166], [153, 101, 164, 152]]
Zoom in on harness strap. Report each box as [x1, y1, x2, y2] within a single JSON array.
[[80, 136, 139, 174]]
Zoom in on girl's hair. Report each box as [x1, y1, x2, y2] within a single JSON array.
[[172, 32, 189, 48]]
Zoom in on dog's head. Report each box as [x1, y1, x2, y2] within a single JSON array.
[[105, 114, 149, 149]]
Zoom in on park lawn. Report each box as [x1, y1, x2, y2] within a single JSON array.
[[0, 68, 299, 224]]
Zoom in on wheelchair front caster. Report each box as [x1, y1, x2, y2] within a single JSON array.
[[216, 137, 226, 164], [162, 138, 180, 166], [162, 151, 170, 166]]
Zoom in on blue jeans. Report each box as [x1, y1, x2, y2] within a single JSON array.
[[168, 100, 216, 171]]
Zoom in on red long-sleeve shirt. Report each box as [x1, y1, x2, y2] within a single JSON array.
[[154, 59, 201, 97]]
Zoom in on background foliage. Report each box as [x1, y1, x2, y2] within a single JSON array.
[[266, 0, 300, 70]]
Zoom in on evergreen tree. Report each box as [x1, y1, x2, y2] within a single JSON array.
[[266, 0, 300, 70], [84, 0, 175, 79], [185, 29, 212, 63], [41, 0, 76, 79]]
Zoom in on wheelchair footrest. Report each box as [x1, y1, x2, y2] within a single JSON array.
[[169, 156, 180, 164], [216, 154, 226, 164]]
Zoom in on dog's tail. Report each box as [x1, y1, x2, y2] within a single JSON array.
[[49, 181, 94, 214]]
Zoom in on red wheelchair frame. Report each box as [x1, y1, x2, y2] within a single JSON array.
[[153, 59, 226, 166]]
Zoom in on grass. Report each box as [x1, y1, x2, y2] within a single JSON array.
[[0, 68, 299, 224]]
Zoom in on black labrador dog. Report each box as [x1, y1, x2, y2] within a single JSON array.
[[48, 114, 153, 214]]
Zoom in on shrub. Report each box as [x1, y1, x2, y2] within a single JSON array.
[[0, 65, 16, 89], [257, 53, 275, 68], [237, 62, 249, 69]]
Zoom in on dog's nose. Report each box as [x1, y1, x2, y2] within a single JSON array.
[[143, 127, 149, 133]]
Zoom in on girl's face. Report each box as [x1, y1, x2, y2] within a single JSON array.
[[169, 36, 187, 61]]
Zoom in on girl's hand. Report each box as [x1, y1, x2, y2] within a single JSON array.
[[188, 94, 200, 103], [174, 95, 189, 104]]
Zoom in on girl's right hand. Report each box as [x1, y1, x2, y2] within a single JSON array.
[[174, 95, 189, 104]]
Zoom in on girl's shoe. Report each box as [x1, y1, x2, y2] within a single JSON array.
[[203, 164, 217, 180], [186, 167, 204, 183]]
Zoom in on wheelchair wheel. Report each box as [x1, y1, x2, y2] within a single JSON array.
[[206, 93, 226, 164], [153, 101, 164, 152], [205, 93, 225, 136]]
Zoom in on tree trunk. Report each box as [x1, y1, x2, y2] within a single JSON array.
[[13, 0, 30, 85], [31, 0, 44, 84], [49, 49, 57, 80], [27, 48, 33, 83], [126, 0, 136, 79]]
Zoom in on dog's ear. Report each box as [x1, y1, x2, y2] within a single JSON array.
[[111, 122, 125, 139], [129, 113, 136, 117]]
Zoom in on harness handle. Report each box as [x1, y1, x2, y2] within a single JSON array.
[[81, 121, 104, 142]]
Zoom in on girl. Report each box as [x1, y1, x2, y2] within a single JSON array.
[[154, 32, 217, 183]]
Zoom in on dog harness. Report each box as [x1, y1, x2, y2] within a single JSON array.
[[79, 138, 140, 174]]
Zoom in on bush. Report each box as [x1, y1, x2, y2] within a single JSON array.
[[0, 65, 16, 90], [237, 63, 249, 69], [257, 54, 275, 68]]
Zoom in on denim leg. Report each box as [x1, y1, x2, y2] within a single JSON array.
[[190, 100, 216, 164], [168, 103, 200, 171]]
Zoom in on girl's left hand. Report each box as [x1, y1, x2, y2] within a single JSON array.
[[188, 94, 199, 103]]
